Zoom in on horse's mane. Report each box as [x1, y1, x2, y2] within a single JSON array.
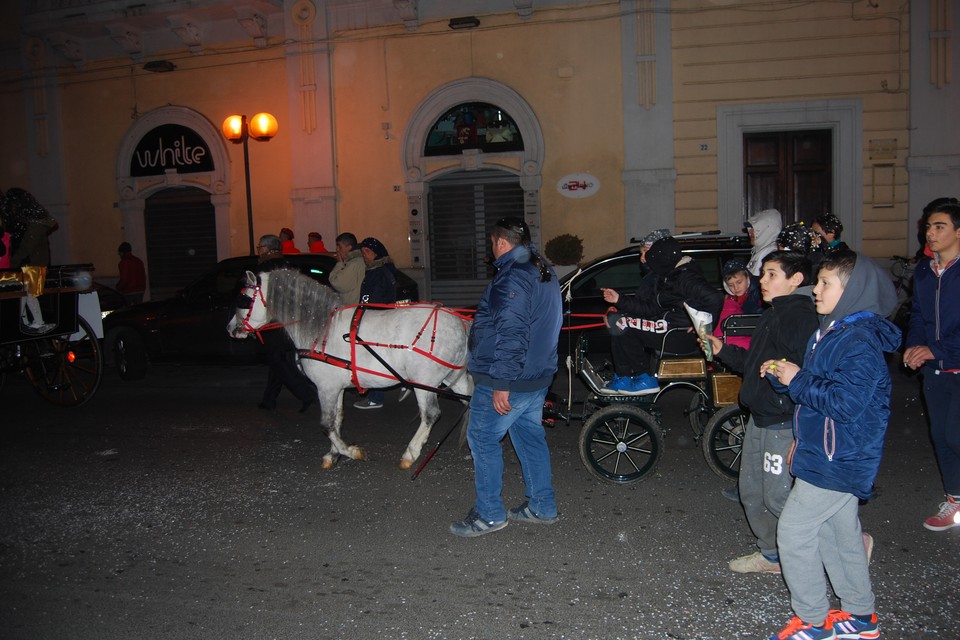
[[263, 268, 341, 345]]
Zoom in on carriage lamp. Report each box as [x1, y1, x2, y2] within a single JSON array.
[[221, 112, 279, 255]]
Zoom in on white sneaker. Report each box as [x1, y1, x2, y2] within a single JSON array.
[[728, 551, 781, 574]]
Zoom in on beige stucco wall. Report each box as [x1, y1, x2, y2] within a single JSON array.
[[670, 0, 910, 257], [330, 5, 625, 265], [43, 50, 294, 273]]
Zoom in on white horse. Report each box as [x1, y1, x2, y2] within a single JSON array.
[[226, 269, 473, 470]]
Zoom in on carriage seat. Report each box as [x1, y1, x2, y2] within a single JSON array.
[[655, 327, 706, 380], [721, 313, 762, 339]]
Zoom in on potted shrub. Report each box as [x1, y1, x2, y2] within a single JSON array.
[[544, 233, 584, 278]]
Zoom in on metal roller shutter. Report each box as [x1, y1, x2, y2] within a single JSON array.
[[143, 187, 218, 299], [427, 170, 523, 307]]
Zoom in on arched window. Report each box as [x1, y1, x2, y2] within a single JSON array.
[[423, 102, 523, 156]]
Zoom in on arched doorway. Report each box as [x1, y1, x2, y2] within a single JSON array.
[[402, 79, 545, 304], [115, 105, 234, 300]]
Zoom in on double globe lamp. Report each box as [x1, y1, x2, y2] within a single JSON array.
[[221, 112, 279, 255]]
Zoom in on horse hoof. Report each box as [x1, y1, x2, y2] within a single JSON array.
[[321, 458, 335, 470], [398, 459, 414, 470]]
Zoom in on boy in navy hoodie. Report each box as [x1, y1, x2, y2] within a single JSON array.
[[761, 251, 900, 640]]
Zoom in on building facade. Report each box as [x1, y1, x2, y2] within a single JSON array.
[[1, 0, 956, 302]]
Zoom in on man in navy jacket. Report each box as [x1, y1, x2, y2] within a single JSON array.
[[450, 217, 562, 537]]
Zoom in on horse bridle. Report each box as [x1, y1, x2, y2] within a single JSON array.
[[235, 281, 285, 343]]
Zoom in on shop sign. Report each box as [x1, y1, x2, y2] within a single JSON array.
[[130, 124, 214, 176], [556, 173, 600, 199]]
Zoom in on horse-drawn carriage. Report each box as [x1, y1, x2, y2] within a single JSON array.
[[229, 266, 752, 484], [0, 264, 103, 406], [566, 317, 755, 485]]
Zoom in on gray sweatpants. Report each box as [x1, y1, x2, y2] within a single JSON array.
[[738, 416, 794, 559], [778, 479, 874, 625]]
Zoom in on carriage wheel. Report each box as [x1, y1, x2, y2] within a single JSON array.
[[686, 391, 712, 438], [579, 405, 663, 484], [701, 404, 747, 480], [23, 317, 103, 407]]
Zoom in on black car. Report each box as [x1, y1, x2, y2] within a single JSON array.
[[103, 254, 419, 380], [558, 232, 753, 355]]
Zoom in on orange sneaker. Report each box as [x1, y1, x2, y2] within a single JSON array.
[[828, 610, 879, 639], [768, 616, 836, 640]]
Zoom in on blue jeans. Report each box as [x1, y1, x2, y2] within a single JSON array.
[[467, 384, 556, 523]]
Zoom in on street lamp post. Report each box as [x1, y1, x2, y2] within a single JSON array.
[[221, 112, 279, 255]]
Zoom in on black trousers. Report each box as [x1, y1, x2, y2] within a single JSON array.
[[259, 329, 318, 407], [610, 326, 698, 377]]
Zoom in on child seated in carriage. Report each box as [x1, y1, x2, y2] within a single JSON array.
[[714, 258, 763, 350]]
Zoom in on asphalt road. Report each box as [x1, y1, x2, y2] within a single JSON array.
[[1, 360, 957, 640]]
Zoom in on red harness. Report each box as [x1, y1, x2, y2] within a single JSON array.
[[302, 303, 473, 393], [240, 292, 473, 394]]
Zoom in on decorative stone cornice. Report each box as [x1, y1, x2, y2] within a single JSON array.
[[168, 15, 203, 54], [106, 23, 143, 61], [514, 1, 534, 19], [235, 7, 268, 49], [45, 32, 84, 67], [393, 0, 419, 32]]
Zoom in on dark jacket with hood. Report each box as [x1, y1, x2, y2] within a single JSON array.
[[468, 242, 562, 392], [359, 256, 399, 305], [715, 287, 818, 427], [780, 255, 901, 500], [613, 237, 724, 329]]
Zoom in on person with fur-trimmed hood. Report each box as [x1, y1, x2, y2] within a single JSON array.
[[745, 208, 783, 276]]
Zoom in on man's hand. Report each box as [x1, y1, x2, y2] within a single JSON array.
[[903, 345, 934, 370], [601, 288, 620, 304], [493, 389, 512, 415]]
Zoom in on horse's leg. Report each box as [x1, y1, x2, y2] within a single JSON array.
[[448, 373, 474, 450], [319, 387, 367, 469], [398, 389, 442, 469]]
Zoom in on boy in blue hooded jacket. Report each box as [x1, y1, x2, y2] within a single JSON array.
[[760, 251, 900, 640]]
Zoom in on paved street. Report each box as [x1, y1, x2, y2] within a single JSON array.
[[1, 360, 957, 639]]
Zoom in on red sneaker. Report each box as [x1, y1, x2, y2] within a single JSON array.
[[923, 496, 960, 531]]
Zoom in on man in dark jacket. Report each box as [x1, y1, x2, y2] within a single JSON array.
[[255, 234, 319, 412], [353, 236, 399, 409], [450, 217, 562, 537], [600, 234, 723, 395], [704, 251, 818, 574]]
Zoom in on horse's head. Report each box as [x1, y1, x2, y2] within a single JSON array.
[[226, 270, 270, 339]]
